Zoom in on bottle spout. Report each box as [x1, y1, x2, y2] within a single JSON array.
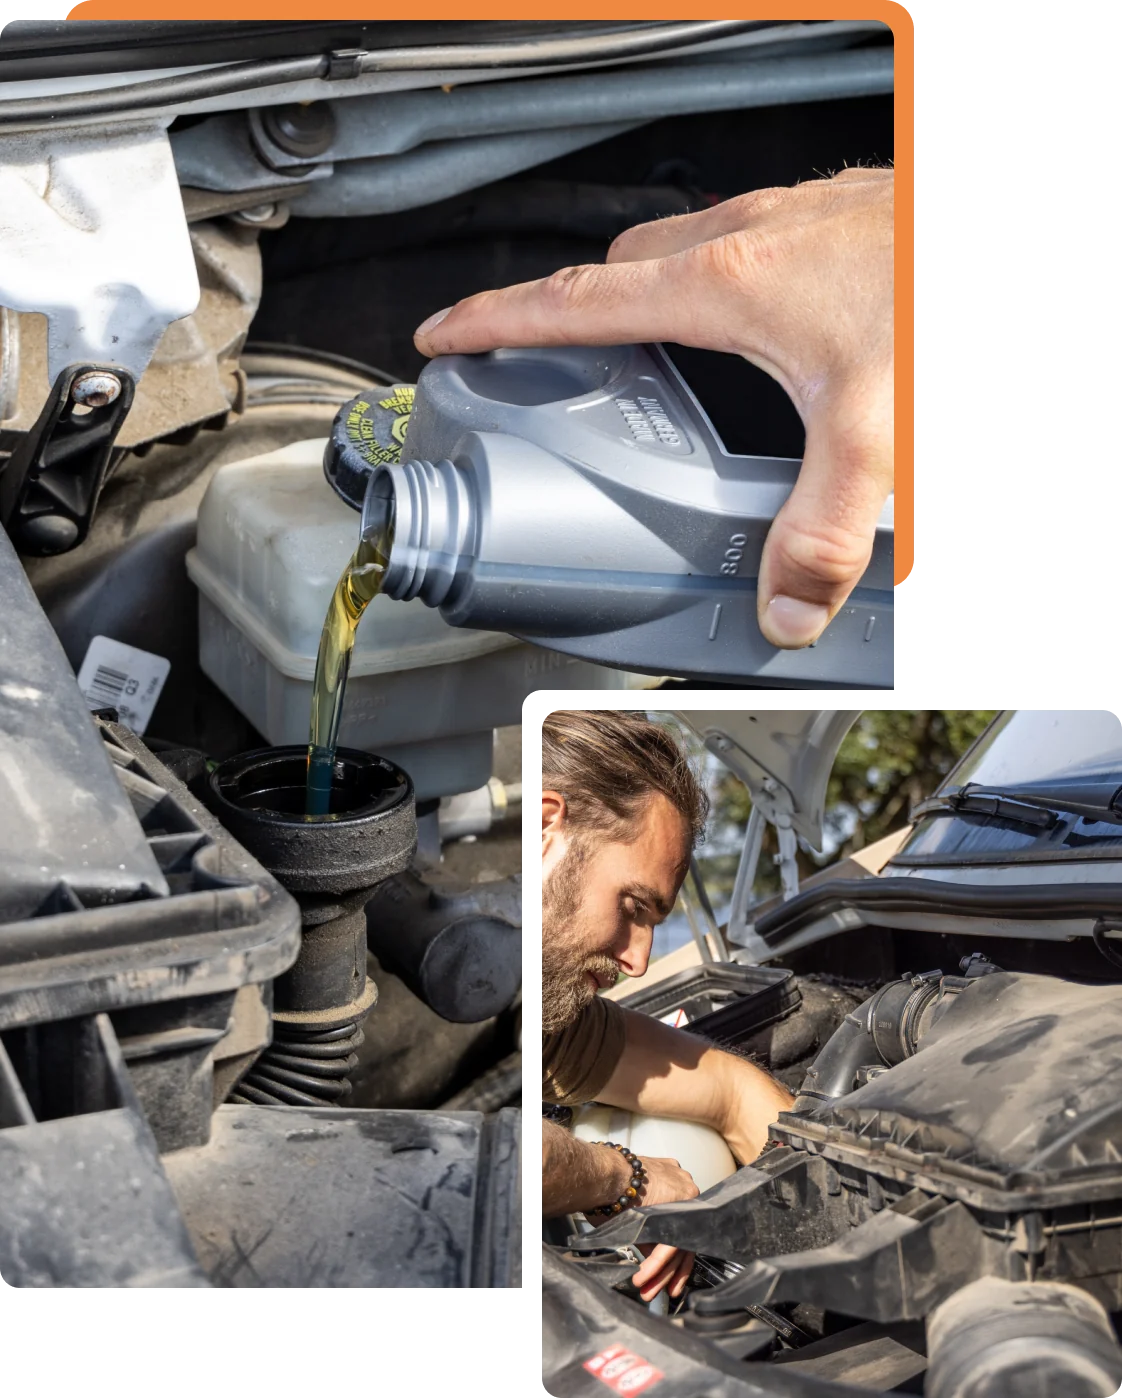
[[361, 457, 474, 608]]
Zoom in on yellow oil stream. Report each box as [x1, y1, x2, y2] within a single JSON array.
[[305, 518, 393, 816]]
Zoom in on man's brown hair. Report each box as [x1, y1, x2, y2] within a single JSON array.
[[542, 710, 708, 845]]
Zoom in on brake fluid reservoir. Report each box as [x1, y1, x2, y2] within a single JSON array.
[[186, 438, 652, 804], [570, 1103, 737, 1196], [324, 344, 893, 688]]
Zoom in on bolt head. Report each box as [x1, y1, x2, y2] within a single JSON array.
[[237, 203, 278, 224], [71, 371, 121, 408], [23, 514, 79, 553], [264, 101, 335, 158]]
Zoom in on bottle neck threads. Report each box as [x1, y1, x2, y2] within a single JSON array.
[[363, 458, 473, 608]]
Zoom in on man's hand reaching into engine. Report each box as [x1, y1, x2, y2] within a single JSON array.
[[541, 1010, 793, 1301], [542, 1122, 701, 1220], [542, 1120, 700, 1300], [414, 167, 893, 650]]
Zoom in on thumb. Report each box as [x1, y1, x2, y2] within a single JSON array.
[[757, 384, 893, 649], [414, 257, 696, 356]]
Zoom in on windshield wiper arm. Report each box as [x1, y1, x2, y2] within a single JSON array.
[[912, 781, 1122, 828], [911, 787, 1059, 830]]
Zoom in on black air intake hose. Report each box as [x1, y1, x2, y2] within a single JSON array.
[[794, 957, 999, 1112], [793, 1000, 879, 1110]]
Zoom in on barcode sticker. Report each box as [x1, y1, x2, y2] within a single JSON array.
[[76, 636, 170, 735]]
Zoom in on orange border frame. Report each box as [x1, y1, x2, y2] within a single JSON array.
[[60, 5, 914, 586]]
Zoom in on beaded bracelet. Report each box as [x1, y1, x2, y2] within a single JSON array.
[[585, 1141, 648, 1220]]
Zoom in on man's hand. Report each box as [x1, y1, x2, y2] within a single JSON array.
[[630, 1153, 699, 1301], [543, 1122, 699, 1299], [414, 168, 893, 650], [639, 1152, 702, 1208]]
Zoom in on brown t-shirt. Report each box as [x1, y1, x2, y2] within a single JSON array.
[[542, 994, 627, 1106]]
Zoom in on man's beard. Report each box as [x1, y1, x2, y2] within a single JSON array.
[[542, 841, 620, 1034]]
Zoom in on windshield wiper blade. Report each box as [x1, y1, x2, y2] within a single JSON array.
[[911, 787, 1058, 830], [912, 781, 1122, 828]]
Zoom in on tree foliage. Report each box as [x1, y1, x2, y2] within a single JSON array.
[[698, 710, 999, 899]]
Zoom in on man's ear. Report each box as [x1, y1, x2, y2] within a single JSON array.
[[539, 788, 567, 861]]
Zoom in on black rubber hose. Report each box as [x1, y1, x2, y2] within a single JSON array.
[[229, 1020, 364, 1107], [793, 1000, 879, 1110], [0, 54, 329, 125], [0, 21, 768, 128], [756, 877, 1122, 947]]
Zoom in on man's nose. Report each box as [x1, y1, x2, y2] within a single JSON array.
[[616, 924, 652, 980]]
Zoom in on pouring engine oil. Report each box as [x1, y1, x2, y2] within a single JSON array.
[[305, 517, 393, 815], [306, 383, 413, 815]]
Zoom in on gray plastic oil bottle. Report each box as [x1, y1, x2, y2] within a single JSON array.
[[323, 344, 893, 687]]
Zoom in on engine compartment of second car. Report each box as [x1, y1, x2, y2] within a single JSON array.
[[548, 911, 1122, 1396]]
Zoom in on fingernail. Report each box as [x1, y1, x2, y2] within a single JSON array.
[[415, 306, 452, 337], [761, 595, 830, 649]]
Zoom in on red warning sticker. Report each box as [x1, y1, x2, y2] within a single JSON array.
[[582, 1344, 664, 1394]]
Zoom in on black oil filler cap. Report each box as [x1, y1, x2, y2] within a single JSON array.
[[324, 384, 415, 510]]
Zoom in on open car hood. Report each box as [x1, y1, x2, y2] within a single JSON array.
[[673, 710, 858, 850]]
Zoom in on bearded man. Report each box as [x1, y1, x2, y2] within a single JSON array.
[[541, 709, 793, 1301]]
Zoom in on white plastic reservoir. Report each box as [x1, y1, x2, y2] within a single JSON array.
[[570, 1103, 737, 1196], [187, 439, 652, 800]]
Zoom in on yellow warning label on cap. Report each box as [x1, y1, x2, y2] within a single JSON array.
[[346, 383, 415, 466]]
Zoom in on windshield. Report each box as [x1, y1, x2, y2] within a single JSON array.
[[947, 710, 1122, 791], [892, 710, 1122, 865]]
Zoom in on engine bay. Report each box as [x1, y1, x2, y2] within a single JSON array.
[[546, 915, 1122, 1394]]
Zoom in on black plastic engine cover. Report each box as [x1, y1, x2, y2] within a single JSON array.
[[782, 971, 1122, 1208]]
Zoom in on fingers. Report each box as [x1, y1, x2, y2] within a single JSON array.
[[757, 381, 893, 648], [631, 1245, 696, 1300], [829, 164, 894, 183], [631, 1247, 684, 1297], [414, 258, 692, 358], [606, 187, 788, 265], [669, 1250, 696, 1298]]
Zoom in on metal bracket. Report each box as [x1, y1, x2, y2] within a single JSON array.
[[706, 733, 804, 959], [0, 122, 199, 385], [0, 364, 135, 555]]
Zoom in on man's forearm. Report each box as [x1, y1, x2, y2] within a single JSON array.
[[597, 1008, 793, 1164], [706, 1039, 793, 1163], [542, 1119, 630, 1218]]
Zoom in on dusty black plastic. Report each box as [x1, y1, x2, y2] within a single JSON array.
[[574, 973, 1122, 1345], [206, 744, 416, 895], [618, 963, 799, 1044], [365, 870, 521, 1023], [163, 1103, 521, 1287], [0, 1014, 209, 1287], [0, 717, 301, 1033], [0, 523, 165, 922], [543, 1244, 830, 1398], [0, 719, 518, 1286]]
